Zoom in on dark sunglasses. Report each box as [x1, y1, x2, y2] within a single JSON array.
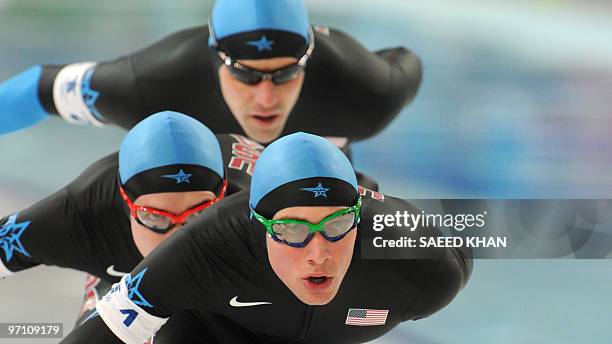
[[208, 17, 315, 85]]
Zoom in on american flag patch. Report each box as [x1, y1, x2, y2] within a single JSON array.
[[345, 308, 389, 326]]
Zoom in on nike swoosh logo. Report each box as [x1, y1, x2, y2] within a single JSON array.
[[229, 296, 272, 307], [106, 265, 128, 277]]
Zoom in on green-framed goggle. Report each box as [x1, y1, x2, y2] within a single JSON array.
[[251, 196, 362, 247]]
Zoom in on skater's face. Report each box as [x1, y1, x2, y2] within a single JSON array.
[[219, 57, 304, 144], [266, 206, 357, 305]]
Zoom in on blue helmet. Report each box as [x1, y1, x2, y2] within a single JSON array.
[[119, 111, 225, 199], [209, 0, 311, 59], [250, 132, 358, 218]]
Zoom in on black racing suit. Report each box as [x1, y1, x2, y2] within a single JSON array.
[[37, 25, 421, 142], [61, 190, 472, 344], [0, 132, 379, 340]]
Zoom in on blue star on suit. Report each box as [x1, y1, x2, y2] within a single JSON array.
[[0, 214, 31, 262], [125, 268, 153, 308]]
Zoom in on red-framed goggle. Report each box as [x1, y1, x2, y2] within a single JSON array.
[[119, 180, 228, 234]]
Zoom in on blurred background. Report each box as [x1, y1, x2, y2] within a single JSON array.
[[1, 0, 611, 342]]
